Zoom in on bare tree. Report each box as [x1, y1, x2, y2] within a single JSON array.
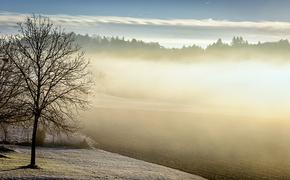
[[4, 15, 91, 168], [0, 39, 29, 142]]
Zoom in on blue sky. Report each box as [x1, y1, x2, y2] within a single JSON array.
[[1, 0, 290, 21], [1, 0, 290, 47]]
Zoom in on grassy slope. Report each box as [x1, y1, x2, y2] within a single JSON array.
[[0, 146, 205, 180]]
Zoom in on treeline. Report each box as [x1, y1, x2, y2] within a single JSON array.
[[74, 33, 290, 60], [74, 34, 161, 51]]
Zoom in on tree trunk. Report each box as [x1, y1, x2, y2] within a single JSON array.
[[30, 113, 39, 168]]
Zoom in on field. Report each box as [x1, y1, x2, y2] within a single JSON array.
[[91, 130, 290, 180], [0, 146, 205, 180], [84, 107, 290, 180]]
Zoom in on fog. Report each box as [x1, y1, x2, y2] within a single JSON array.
[[81, 56, 290, 178], [87, 57, 290, 117]]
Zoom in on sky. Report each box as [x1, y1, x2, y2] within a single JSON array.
[[1, 0, 290, 47]]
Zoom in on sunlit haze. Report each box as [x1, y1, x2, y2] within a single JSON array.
[[1, 1, 290, 179]]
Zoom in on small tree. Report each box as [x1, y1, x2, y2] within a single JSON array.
[[0, 122, 9, 143], [36, 127, 46, 146], [4, 15, 91, 168]]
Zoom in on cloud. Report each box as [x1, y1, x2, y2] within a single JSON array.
[[1, 12, 290, 32]]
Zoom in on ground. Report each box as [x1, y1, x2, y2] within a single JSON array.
[[0, 146, 206, 180]]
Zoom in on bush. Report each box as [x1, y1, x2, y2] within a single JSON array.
[[36, 128, 46, 146]]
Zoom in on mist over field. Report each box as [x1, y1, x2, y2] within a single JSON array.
[[3, 1, 290, 179], [80, 54, 290, 179]]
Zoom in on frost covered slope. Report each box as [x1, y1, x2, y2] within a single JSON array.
[[0, 146, 206, 180]]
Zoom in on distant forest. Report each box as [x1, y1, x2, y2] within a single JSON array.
[[74, 33, 290, 60]]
